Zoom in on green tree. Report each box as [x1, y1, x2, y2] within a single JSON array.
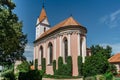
[[90, 45, 112, 59], [83, 53, 109, 77], [0, 0, 27, 66]]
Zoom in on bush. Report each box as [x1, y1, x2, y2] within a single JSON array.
[[58, 57, 63, 70], [42, 58, 46, 74], [55, 57, 63, 75], [66, 56, 72, 76], [3, 70, 15, 80], [18, 70, 42, 80], [55, 56, 72, 76], [104, 72, 113, 80], [53, 60, 56, 74], [78, 56, 83, 76], [18, 72, 26, 80], [35, 59, 38, 70]]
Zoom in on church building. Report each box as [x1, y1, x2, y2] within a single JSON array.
[[34, 6, 91, 76]]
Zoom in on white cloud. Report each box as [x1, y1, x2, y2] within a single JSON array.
[[24, 43, 34, 61], [25, 43, 34, 52], [100, 9, 120, 28], [100, 43, 120, 54]]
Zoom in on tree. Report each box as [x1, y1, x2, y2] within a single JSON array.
[[0, 0, 27, 66], [90, 45, 112, 59], [83, 53, 109, 77], [83, 45, 114, 77]]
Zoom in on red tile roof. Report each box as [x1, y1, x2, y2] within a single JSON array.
[[39, 7, 47, 22], [108, 53, 120, 63], [35, 16, 87, 42]]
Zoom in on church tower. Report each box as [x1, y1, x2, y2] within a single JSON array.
[[36, 6, 50, 39]]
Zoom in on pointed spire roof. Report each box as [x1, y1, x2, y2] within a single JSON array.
[[39, 7, 47, 22]]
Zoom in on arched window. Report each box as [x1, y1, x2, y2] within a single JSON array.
[[80, 37, 83, 56], [40, 46, 43, 64], [48, 42, 53, 64], [63, 37, 68, 63]]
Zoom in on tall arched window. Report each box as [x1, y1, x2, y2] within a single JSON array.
[[40, 46, 43, 64], [48, 42, 53, 64], [63, 37, 68, 63], [80, 37, 83, 56]]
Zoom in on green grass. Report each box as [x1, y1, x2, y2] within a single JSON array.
[[43, 74, 82, 79]]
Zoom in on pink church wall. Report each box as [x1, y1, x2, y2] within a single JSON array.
[[46, 39, 54, 75], [34, 30, 87, 76], [71, 34, 78, 76], [56, 37, 60, 69]]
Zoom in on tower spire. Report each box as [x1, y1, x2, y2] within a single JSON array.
[[39, 6, 47, 22]]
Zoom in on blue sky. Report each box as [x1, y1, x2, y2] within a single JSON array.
[[13, 0, 120, 61]]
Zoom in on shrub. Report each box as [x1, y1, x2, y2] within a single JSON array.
[[3, 70, 15, 80], [55, 57, 63, 75], [78, 56, 82, 76], [61, 64, 68, 75], [66, 56, 72, 76], [42, 58, 46, 74], [104, 72, 113, 80], [53, 60, 56, 74], [55, 56, 72, 76], [18, 72, 26, 80], [35, 59, 38, 70], [58, 57, 63, 70], [18, 70, 42, 80]]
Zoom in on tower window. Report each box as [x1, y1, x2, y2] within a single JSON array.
[[80, 37, 83, 56], [48, 42, 53, 64], [40, 46, 43, 65], [63, 37, 68, 63], [44, 27, 46, 32]]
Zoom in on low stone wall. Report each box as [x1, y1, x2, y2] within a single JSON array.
[[42, 78, 83, 80]]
